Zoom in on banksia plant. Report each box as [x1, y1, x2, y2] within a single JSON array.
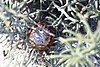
[[0, 0, 100, 67]]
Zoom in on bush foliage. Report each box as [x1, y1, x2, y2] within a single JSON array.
[[0, 0, 100, 67]]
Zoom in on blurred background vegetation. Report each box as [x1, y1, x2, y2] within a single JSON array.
[[0, 0, 100, 67]]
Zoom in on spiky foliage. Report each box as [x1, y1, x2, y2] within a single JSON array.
[[0, 0, 100, 67]]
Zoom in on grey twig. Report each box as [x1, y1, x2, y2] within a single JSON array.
[[53, 2, 78, 22]]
